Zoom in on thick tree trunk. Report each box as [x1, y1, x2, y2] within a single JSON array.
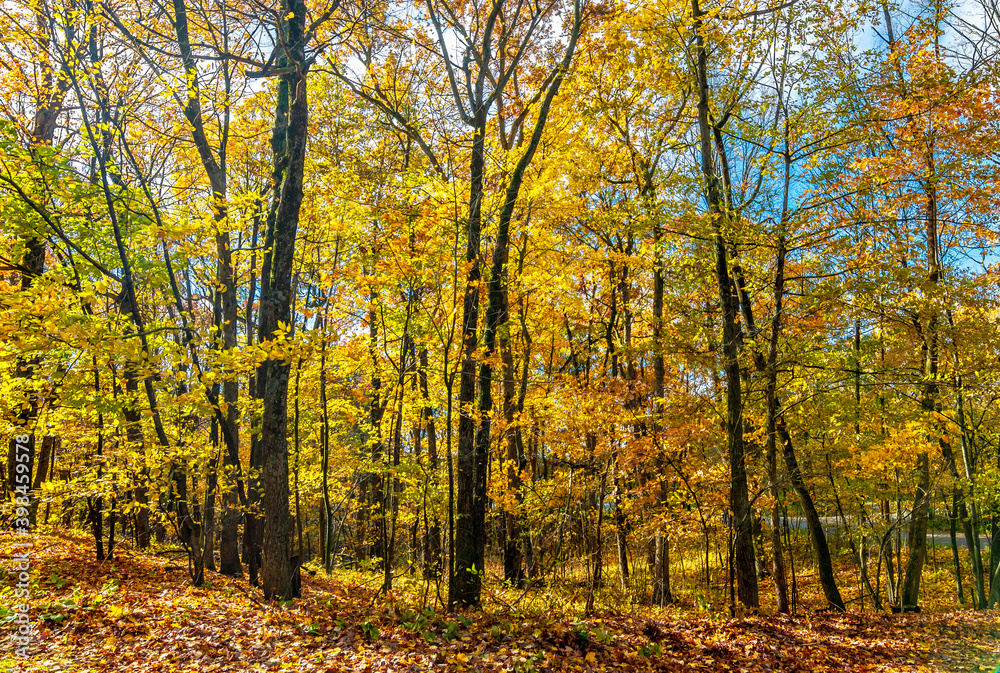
[[902, 145, 943, 610], [259, 0, 310, 600], [453, 100, 488, 607], [652, 531, 672, 606], [901, 453, 930, 608], [989, 523, 1000, 607], [28, 436, 55, 526], [454, 6, 580, 606], [88, 495, 104, 561], [692, 0, 757, 609], [7, 0, 68, 526]]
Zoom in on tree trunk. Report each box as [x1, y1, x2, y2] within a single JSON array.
[[453, 95, 488, 606], [320, 301, 334, 573], [418, 347, 442, 579], [585, 464, 608, 615], [259, 0, 310, 600], [365, 280, 387, 568], [454, 6, 580, 606], [202, 449, 218, 572], [29, 436, 55, 526], [7, 0, 68, 529], [614, 470, 630, 588], [777, 419, 846, 610], [501, 334, 525, 586], [901, 453, 930, 608], [765, 234, 790, 614], [951, 363, 986, 607], [692, 0, 758, 609], [652, 531, 672, 606], [949, 490, 964, 604], [902, 135, 943, 611]]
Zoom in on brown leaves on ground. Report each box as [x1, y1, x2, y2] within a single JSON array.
[[2, 531, 998, 672]]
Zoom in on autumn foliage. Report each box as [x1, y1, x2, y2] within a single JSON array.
[[2, 0, 1000, 669]]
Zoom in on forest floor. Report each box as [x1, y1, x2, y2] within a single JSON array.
[[1, 529, 999, 672]]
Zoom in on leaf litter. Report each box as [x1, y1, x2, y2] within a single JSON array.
[[1, 532, 998, 672]]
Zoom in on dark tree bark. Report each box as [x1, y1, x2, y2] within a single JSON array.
[[777, 419, 845, 610], [364, 274, 387, 569], [949, 491, 964, 604], [650, 217, 672, 607], [692, 0, 758, 609], [455, 0, 582, 606], [258, 0, 313, 600], [613, 467, 630, 587], [764, 125, 792, 614], [168, 0, 243, 577], [585, 463, 608, 615], [418, 347, 442, 579], [764, 236, 789, 614], [320, 295, 334, 573], [6, 0, 70, 525], [902, 145, 941, 611], [953, 366, 987, 607], [452, 96, 488, 606]]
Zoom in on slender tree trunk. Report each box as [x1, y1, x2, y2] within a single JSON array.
[[501, 333, 525, 586], [901, 453, 930, 609], [294, 388, 305, 561], [648, 183, 672, 606], [764, 126, 794, 613], [320, 302, 334, 574], [90, 366, 106, 561], [614, 468, 630, 588], [777, 419, 846, 610], [955, 372, 987, 607], [107, 498, 117, 559], [765, 234, 790, 614], [454, 8, 580, 605], [585, 464, 608, 615], [203, 447, 218, 572], [246, 208, 270, 583], [365, 276, 387, 568], [169, 0, 243, 577], [418, 347, 442, 579], [949, 491, 964, 603]]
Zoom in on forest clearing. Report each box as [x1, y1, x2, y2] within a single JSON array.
[[2, 0, 1000, 668]]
